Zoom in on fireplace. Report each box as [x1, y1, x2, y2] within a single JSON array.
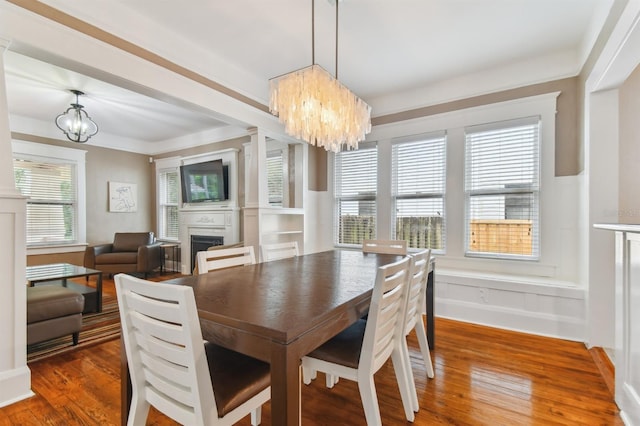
[[190, 235, 223, 272]]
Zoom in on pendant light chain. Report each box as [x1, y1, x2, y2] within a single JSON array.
[[335, 0, 339, 78], [312, 0, 315, 65]]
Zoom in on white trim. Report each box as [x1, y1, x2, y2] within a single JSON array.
[[365, 92, 567, 280], [11, 139, 87, 249]]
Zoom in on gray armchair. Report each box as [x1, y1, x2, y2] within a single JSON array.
[[84, 232, 162, 277]]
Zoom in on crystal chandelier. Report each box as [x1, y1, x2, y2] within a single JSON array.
[[269, 0, 371, 153], [55, 89, 99, 143]]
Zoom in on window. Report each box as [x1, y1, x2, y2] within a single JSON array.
[[464, 116, 540, 259], [267, 150, 284, 207], [158, 168, 179, 240], [12, 141, 86, 249], [335, 143, 377, 246], [392, 133, 446, 252]]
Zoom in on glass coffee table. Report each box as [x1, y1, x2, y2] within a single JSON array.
[[26, 263, 103, 313]]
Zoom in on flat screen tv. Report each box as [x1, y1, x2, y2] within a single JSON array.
[[180, 159, 229, 203]]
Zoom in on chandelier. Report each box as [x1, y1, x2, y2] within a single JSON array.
[[55, 89, 99, 143], [269, 0, 371, 153]]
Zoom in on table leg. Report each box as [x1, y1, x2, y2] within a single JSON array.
[[95, 272, 103, 312], [427, 266, 435, 350], [270, 343, 302, 426]]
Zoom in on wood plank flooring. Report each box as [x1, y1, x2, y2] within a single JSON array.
[[0, 276, 622, 425]]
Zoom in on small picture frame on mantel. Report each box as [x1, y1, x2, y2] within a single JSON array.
[[109, 181, 137, 212]]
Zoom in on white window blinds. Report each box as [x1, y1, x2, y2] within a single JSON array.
[[158, 169, 179, 240], [392, 133, 446, 252], [335, 144, 377, 245], [267, 150, 284, 207], [464, 116, 540, 259], [13, 158, 77, 245]]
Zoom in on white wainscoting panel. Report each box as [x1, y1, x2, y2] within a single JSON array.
[[435, 269, 585, 341]]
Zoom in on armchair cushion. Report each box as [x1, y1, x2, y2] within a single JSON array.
[[112, 232, 155, 252]]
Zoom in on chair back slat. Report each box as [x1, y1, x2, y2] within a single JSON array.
[[196, 246, 256, 273], [362, 239, 408, 255], [260, 241, 299, 262], [129, 320, 189, 365]]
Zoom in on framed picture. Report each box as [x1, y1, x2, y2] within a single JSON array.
[[109, 181, 137, 212]]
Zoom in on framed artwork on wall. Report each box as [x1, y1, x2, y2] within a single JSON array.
[[109, 181, 137, 212]]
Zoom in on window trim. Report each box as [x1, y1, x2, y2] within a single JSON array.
[[12, 140, 87, 254], [334, 142, 378, 248], [155, 156, 181, 242], [348, 92, 560, 277], [391, 131, 447, 253], [464, 116, 541, 261]]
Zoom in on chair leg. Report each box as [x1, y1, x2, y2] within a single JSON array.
[[250, 406, 262, 426], [302, 366, 317, 385], [358, 375, 383, 426], [414, 317, 435, 378], [392, 347, 416, 422], [127, 396, 151, 426], [325, 373, 339, 388], [72, 332, 79, 346], [401, 338, 419, 412]]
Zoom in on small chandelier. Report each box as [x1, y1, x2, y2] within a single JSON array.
[[55, 89, 99, 143], [269, 0, 371, 153]]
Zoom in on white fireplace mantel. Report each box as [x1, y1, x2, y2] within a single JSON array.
[[179, 207, 239, 274]]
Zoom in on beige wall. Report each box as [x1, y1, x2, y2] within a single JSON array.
[[618, 64, 640, 223], [26, 251, 84, 267], [13, 133, 155, 247], [373, 77, 579, 177]]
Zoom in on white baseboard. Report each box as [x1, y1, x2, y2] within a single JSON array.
[[0, 366, 33, 408]]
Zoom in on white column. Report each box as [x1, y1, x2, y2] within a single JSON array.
[[243, 127, 269, 257], [244, 127, 268, 208], [0, 37, 32, 407]]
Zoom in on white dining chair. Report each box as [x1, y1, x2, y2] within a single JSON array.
[[260, 241, 299, 262], [362, 239, 408, 255], [401, 249, 435, 412], [196, 245, 256, 274], [114, 273, 271, 426], [301, 256, 415, 425]]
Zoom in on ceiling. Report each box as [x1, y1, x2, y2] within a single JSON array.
[[4, 0, 614, 154]]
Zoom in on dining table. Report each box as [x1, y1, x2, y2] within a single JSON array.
[[120, 249, 435, 426]]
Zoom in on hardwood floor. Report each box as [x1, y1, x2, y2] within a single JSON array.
[[1, 276, 622, 425]]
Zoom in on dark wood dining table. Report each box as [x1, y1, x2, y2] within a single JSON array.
[[120, 249, 435, 425]]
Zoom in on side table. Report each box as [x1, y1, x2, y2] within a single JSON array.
[[160, 243, 180, 274]]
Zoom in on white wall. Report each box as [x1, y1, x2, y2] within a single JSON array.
[[328, 92, 587, 340], [0, 39, 32, 408], [583, 0, 640, 350]]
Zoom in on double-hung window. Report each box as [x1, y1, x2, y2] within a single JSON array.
[[391, 132, 446, 252], [12, 141, 86, 248], [334, 143, 377, 246], [464, 116, 540, 259], [158, 168, 179, 240], [267, 149, 285, 207]]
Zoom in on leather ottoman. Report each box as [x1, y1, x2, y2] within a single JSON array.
[[27, 285, 85, 346]]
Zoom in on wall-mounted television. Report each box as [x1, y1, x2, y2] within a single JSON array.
[[180, 159, 229, 203]]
